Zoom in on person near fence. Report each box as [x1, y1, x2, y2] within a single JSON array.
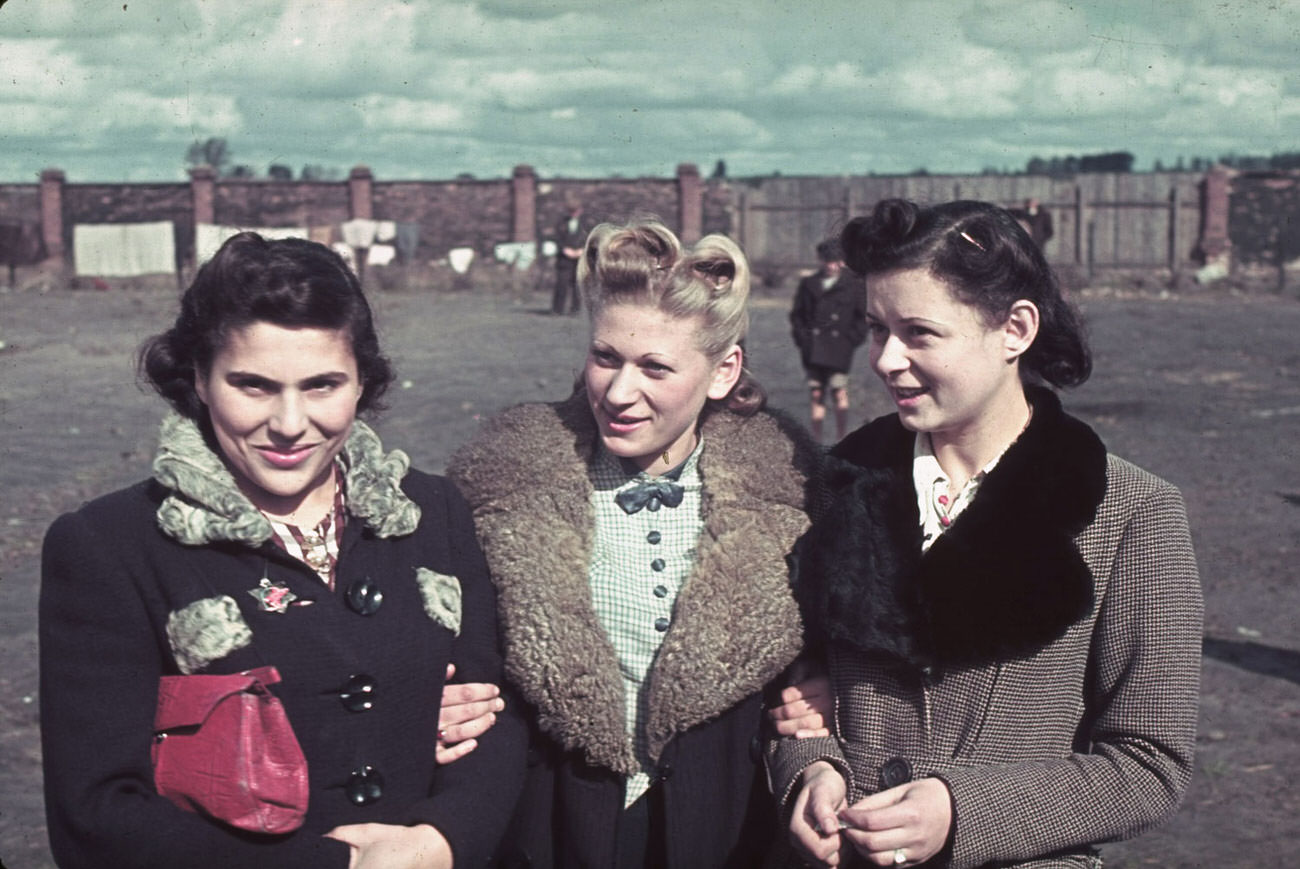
[[446, 218, 823, 867], [552, 197, 587, 315], [1010, 197, 1054, 249], [39, 232, 525, 869], [770, 199, 1202, 868], [790, 237, 868, 442]]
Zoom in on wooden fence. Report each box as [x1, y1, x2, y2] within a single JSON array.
[[733, 172, 1207, 279]]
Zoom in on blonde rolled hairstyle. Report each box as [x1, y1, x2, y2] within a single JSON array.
[[578, 218, 765, 415]]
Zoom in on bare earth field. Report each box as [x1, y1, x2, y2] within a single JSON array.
[[0, 281, 1296, 868]]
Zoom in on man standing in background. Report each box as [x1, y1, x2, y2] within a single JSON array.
[[552, 197, 586, 315], [1011, 197, 1054, 249]]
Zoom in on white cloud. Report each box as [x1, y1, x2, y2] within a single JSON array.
[[0, 0, 1296, 181]]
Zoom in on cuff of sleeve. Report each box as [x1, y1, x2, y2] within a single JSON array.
[[765, 735, 853, 808]]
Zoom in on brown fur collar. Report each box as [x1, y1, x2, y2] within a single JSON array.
[[447, 392, 816, 774], [794, 386, 1106, 670]]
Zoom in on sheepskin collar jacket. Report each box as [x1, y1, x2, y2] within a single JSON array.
[[795, 386, 1107, 671], [448, 392, 817, 775], [150, 412, 420, 546]]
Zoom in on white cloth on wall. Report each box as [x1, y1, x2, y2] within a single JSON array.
[[73, 221, 176, 277], [493, 241, 537, 271], [341, 218, 378, 249], [375, 221, 397, 243], [195, 223, 308, 264], [447, 247, 475, 274], [366, 244, 396, 266]]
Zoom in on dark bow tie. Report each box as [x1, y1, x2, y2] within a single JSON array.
[[615, 479, 685, 514]]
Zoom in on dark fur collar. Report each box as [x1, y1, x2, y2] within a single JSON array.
[[794, 387, 1106, 669]]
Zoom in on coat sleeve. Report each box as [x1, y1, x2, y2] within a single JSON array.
[[937, 478, 1203, 868], [39, 508, 351, 869], [401, 481, 527, 867], [765, 733, 856, 814], [790, 278, 814, 350]]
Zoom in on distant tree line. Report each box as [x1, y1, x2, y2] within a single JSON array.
[[184, 137, 343, 181], [1012, 150, 1300, 177]]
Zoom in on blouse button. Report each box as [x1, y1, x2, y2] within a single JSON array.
[[653, 585, 669, 598], [646, 531, 662, 545], [650, 558, 666, 572], [654, 617, 670, 632]]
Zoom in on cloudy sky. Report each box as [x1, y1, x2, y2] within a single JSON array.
[[1, 0, 1297, 183]]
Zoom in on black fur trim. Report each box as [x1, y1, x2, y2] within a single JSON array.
[[793, 387, 1106, 669]]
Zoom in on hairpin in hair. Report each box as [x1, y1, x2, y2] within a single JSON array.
[[958, 231, 986, 252]]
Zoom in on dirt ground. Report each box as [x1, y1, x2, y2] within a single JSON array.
[[0, 278, 1297, 868]]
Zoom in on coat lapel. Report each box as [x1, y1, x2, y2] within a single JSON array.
[[448, 394, 814, 773]]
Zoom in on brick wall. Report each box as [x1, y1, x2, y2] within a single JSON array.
[[3, 164, 1295, 291]]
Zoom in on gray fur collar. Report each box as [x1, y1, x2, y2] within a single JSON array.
[[448, 392, 816, 774], [152, 413, 420, 546]]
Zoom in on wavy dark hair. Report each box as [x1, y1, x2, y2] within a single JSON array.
[[841, 198, 1091, 388], [139, 232, 394, 420]]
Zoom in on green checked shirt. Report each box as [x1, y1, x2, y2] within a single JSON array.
[[589, 438, 705, 808]]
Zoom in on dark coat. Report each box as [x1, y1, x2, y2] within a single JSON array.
[[768, 388, 1202, 868], [448, 393, 818, 869], [789, 269, 867, 374], [40, 416, 525, 869]]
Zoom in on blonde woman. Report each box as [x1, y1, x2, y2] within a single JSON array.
[[447, 220, 819, 867]]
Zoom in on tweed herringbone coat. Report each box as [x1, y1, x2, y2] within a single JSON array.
[[448, 391, 818, 868], [768, 388, 1202, 869]]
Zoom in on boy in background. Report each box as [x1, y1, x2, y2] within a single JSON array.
[[790, 238, 867, 442]]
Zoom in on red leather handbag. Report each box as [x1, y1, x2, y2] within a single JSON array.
[[152, 665, 309, 834]]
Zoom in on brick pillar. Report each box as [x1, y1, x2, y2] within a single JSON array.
[[349, 166, 374, 220], [677, 163, 703, 244], [40, 168, 66, 266], [189, 165, 216, 226], [512, 164, 537, 243], [1199, 165, 1231, 264]]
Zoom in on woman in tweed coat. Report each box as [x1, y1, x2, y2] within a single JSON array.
[[448, 220, 819, 867], [771, 200, 1202, 869]]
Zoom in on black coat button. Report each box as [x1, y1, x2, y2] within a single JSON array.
[[345, 577, 384, 616], [880, 757, 912, 789], [339, 674, 376, 712], [654, 617, 670, 632], [658, 763, 674, 781], [646, 531, 661, 545], [346, 765, 384, 805], [650, 558, 666, 572]]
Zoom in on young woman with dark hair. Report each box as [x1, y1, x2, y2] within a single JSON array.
[[41, 232, 524, 868], [772, 199, 1202, 868]]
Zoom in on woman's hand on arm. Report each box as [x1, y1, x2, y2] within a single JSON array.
[[436, 663, 504, 765], [837, 777, 952, 867], [790, 761, 849, 867], [326, 823, 452, 869], [768, 674, 833, 738]]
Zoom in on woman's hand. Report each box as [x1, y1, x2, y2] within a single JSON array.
[[789, 761, 849, 866], [837, 777, 953, 866], [325, 822, 452, 869], [437, 663, 504, 764], [768, 673, 833, 738]]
